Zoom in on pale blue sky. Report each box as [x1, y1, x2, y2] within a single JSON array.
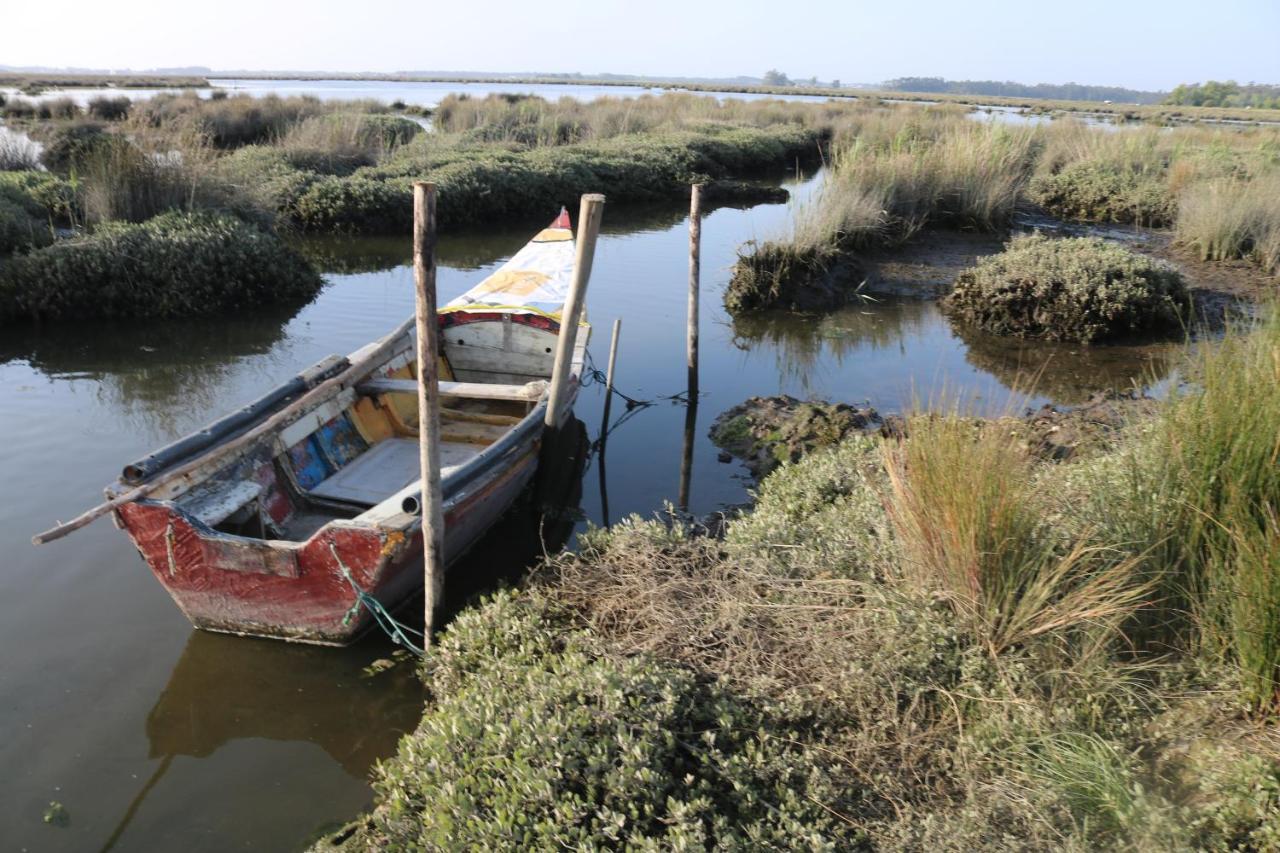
[[6, 0, 1278, 90]]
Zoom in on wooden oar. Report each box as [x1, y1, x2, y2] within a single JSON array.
[[32, 315, 417, 546]]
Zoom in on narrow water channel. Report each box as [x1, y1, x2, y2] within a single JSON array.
[[0, 170, 1172, 850]]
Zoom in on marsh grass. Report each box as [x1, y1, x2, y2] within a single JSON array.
[[809, 114, 1038, 245], [76, 135, 204, 225], [1176, 173, 1280, 275], [1160, 312, 1280, 708], [333, 324, 1280, 849], [127, 92, 386, 149], [1022, 731, 1156, 842], [728, 113, 1039, 312], [882, 411, 1148, 656], [432, 91, 857, 147]]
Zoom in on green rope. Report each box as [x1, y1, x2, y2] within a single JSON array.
[[330, 543, 425, 656]]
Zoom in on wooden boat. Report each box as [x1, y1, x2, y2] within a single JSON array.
[[106, 209, 590, 645]]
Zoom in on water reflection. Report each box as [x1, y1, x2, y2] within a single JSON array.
[[146, 632, 423, 778], [291, 197, 777, 277], [729, 301, 936, 392], [678, 401, 698, 511], [1, 307, 304, 439], [954, 324, 1179, 404]]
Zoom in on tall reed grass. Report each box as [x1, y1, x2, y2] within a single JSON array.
[[882, 411, 1147, 655], [1160, 311, 1280, 708], [76, 136, 208, 225], [1176, 173, 1280, 275], [432, 91, 857, 147]]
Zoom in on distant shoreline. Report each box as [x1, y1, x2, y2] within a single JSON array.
[[3, 72, 1278, 125]]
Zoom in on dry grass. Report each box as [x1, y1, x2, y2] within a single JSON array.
[[432, 91, 862, 147], [882, 412, 1149, 655], [1176, 173, 1280, 275]]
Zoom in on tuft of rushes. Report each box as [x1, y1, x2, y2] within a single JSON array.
[[881, 410, 1147, 655]]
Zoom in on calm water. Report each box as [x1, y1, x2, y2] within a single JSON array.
[[0, 78, 845, 110], [0, 171, 1173, 850]]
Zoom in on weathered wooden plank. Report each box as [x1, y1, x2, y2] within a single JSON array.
[[356, 377, 547, 402]]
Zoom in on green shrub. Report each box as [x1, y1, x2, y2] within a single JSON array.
[[354, 591, 852, 850], [292, 125, 819, 233], [0, 170, 76, 223], [38, 120, 110, 172], [212, 146, 321, 224], [944, 234, 1189, 342], [1029, 161, 1176, 226], [0, 211, 323, 323], [86, 95, 132, 121], [0, 98, 37, 120], [0, 197, 53, 254], [37, 97, 81, 121]]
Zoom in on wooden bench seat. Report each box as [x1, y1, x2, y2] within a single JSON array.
[[356, 377, 547, 402]]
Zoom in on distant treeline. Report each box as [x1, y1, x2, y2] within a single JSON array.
[[881, 77, 1164, 104], [1165, 81, 1280, 109]]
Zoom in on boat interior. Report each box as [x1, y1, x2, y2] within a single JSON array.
[[167, 315, 564, 544]]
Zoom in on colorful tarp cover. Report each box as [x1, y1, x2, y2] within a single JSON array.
[[440, 209, 577, 321]]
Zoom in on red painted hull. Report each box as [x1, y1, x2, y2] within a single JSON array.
[[117, 443, 540, 645]]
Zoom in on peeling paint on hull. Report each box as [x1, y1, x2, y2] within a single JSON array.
[[118, 443, 540, 646]]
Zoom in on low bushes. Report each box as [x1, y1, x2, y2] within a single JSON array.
[[0, 197, 53, 254], [0, 211, 323, 323], [349, 592, 849, 849], [128, 92, 347, 148], [326, 367, 1280, 848], [293, 125, 819, 233], [86, 95, 132, 121], [37, 120, 110, 172], [0, 170, 75, 226], [1029, 160, 1176, 226], [944, 234, 1189, 342]]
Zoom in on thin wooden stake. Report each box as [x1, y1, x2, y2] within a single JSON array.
[[687, 184, 703, 399], [600, 318, 622, 435], [596, 318, 621, 528], [413, 181, 444, 645], [546, 193, 606, 430]]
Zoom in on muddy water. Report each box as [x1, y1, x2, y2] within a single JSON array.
[[0, 172, 1175, 850]]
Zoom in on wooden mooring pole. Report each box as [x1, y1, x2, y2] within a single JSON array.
[[600, 318, 622, 436], [597, 318, 621, 527], [413, 181, 444, 645], [687, 184, 703, 399], [546, 193, 606, 431]]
